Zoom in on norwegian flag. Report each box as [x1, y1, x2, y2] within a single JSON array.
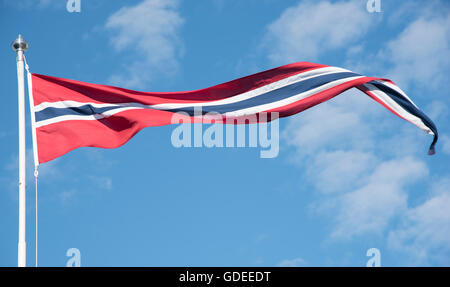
[[28, 62, 438, 164]]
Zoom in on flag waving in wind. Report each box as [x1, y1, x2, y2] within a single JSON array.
[[28, 62, 438, 165]]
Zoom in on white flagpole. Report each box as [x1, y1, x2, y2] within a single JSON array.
[[12, 34, 29, 267]]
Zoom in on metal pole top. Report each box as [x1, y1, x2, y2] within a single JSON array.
[[12, 34, 28, 52]]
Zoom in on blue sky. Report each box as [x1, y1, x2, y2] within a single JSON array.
[[1, 0, 449, 267]]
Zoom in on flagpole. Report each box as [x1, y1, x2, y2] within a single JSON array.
[[12, 34, 29, 267]]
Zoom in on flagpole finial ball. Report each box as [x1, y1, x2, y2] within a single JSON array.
[[12, 34, 28, 52]]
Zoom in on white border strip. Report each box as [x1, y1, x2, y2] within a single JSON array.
[[26, 70, 40, 166], [223, 76, 364, 117], [151, 66, 352, 109], [363, 83, 433, 135], [373, 80, 419, 109], [34, 106, 143, 128], [34, 68, 359, 128], [34, 66, 351, 112]]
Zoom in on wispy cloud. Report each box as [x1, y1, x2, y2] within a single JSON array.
[[277, 257, 307, 267], [4, 149, 61, 188], [3, 147, 116, 206], [105, 0, 184, 89], [441, 135, 450, 155], [380, 16, 450, 90], [262, 0, 374, 64], [282, 88, 422, 238], [89, 176, 113, 191], [59, 189, 77, 205], [388, 178, 450, 266], [306, 150, 377, 194], [282, 89, 380, 156], [283, 88, 447, 260], [280, 80, 445, 262], [330, 157, 428, 239]]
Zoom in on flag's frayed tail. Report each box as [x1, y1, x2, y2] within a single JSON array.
[[428, 134, 438, 155], [428, 147, 435, 155]]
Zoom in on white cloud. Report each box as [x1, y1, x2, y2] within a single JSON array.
[[105, 0, 184, 88], [4, 149, 61, 188], [342, 3, 450, 92], [269, 0, 448, 265], [89, 176, 113, 191], [388, 180, 450, 266], [284, 103, 369, 154], [306, 150, 376, 194], [281, 87, 435, 242], [425, 100, 448, 122], [284, 92, 446, 259], [380, 16, 450, 89], [3, 148, 115, 207], [330, 157, 428, 239], [282, 88, 382, 155], [59, 189, 77, 205], [262, 0, 373, 64], [441, 135, 450, 155], [277, 257, 307, 267]]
